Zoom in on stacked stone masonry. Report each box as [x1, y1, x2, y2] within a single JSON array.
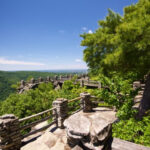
[[0, 114, 21, 150], [133, 81, 145, 109], [52, 98, 68, 129]]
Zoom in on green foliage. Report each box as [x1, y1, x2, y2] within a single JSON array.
[[113, 116, 150, 147], [91, 73, 150, 147], [0, 80, 84, 118], [80, 9, 122, 75], [93, 73, 137, 119], [81, 0, 150, 77], [62, 80, 75, 91]]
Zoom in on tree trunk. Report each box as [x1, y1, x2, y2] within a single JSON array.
[[138, 74, 150, 118]]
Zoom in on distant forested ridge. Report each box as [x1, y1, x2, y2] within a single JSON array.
[[0, 70, 82, 101]]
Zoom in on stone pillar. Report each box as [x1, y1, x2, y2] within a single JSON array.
[[52, 98, 68, 129], [30, 78, 35, 84], [80, 93, 92, 112], [59, 75, 62, 80], [47, 76, 51, 82], [20, 80, 25, 88], [0, 114, 21, 150], [80, 80, 84, 87], [38, 77, 43, 82], [20, 80, 25, 86], [54, 75, 58, 80], [66, 75, 69, 79]]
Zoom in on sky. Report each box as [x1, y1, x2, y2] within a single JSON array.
[[0, 0, 138, 71]]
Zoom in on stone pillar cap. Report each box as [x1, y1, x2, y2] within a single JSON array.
[[56, 98, 67, 101], [0, 114, 16, 119]]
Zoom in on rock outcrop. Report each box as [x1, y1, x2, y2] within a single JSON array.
[[64, 107, 116, 150], [21, 126, 71, 150], [21, 107, 117, 150]]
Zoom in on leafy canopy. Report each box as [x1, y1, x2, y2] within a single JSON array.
[[81, 0, 150, 77]]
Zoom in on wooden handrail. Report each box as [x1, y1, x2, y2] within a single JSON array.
[[19, 115, 53, 131], [68, 96, 82, 103], [19, 107, 56, 123], [71, 108, 83, 115], [0, 143, 15, 149], [90, 96, 100, 99], [22, 121, 56, 139]]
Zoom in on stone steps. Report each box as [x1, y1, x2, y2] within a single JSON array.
[[132, 80, 145, 110], [138, 90, 144, 95]]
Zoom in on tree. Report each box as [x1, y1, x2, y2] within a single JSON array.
[[81, 9, 122, 75], [81, 0, 150, 117]]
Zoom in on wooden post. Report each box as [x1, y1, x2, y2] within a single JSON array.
[[80, 93, 92, 112], [98, 81, 101, 89], [0, 114, 21, 150], [52, 98, 68, 129], [87, 77, 90, 84]]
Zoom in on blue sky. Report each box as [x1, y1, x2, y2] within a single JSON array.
[[0, 0, 138, 71]]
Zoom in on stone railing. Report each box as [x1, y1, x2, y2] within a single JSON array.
[[0, 92, 101, 150], [18, 75, 101, 94]]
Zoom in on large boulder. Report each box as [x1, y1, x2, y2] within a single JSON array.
[[64, 107, 116, 149]]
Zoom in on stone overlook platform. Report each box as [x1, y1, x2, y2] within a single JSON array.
[[21, 107, 150, 150], [21, 107, 116, 150]]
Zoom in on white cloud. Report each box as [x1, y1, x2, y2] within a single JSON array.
[[75, 59, 82, 63], [88, 30, 93, 34], [0, 58, 45, 66], [82, 27, 87, 31]]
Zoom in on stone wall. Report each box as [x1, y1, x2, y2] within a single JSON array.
[[17, 74, 102, 94], [17, 74, 89, 94]]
